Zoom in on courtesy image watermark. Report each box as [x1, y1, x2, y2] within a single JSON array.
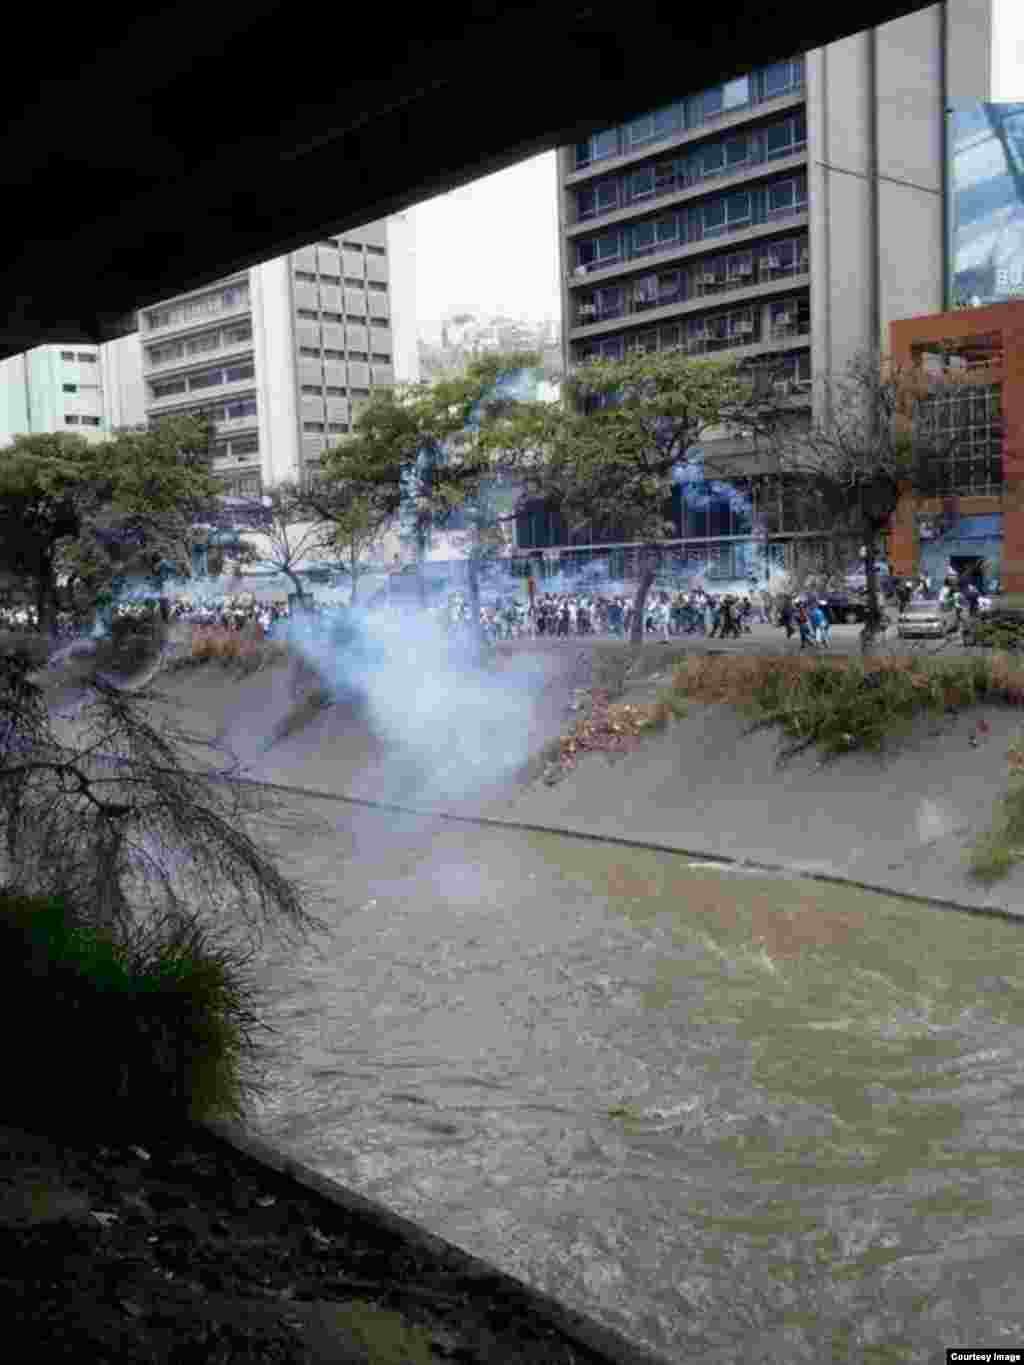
[[947, 1351, 1024, 1363]]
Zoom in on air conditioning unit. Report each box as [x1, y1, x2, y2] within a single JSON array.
[[774, 314, 795, 329], [701, 273, 718, 286], [773, 379, 792, 397], [733, 320, 754, 334]]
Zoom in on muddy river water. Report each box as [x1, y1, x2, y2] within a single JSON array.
[[239, 794, 1024, 1364]]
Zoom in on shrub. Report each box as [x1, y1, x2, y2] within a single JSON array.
[[966, 728, 1024, 885], [666, 652, 1024, 765], [0, 890, 278, 1143]]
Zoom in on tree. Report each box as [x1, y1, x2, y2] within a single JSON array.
[[492, 348, 762, 642], [300, 473, 397, 607], [0, 643, 326, 951], [317, 349, 544, 619], [0, 416, 220, 637], [226, 481, 336, 608], [765, 351, 965, 655]]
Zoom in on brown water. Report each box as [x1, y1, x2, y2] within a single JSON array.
[[236, 794, 1024, 1364]]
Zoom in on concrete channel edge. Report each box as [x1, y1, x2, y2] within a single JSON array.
[[196, 1115, 675, 1365]]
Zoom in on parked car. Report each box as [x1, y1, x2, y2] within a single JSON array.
[[822, 592, 868, 625], [896, 601, 960, 640]]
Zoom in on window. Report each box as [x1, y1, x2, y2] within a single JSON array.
[[328, 423, 349, 433], [348, 350, 368, 361], [629, 166, 654, 200], [368, 280, 388, 292], [189, 370, 222, 390], [722, 76, 750, 110], [343, 277, 363, 289], [295, 271, 316, 283], [152, 378, 187, 398], [628, 114, 655, 146], [64, 416, 79, 425], [323, 311, 343, 323], [223, 322, 252, 344], [768, 178, 800, 214], [81, 416, 102, 427], [371, 352, 391, 363], [656, 214, 678, 244], [303, 422, 325, 433], [342, 240, 363, 251], [704, 198, 727, 234], [654, 160, 677, 193], [297, 309, 317, 320], [320, 272, 340, 285], [299, 346, 320, 358], [231, 435, 259, 455], [349, 387, 370, 397], [631, 221, 656, 255], [726, 191, 750, 225], [222, 283, 249, 308], [226, 398, 257, 419], [61, 351, 75, 361], [703, 87, 723, 119], [301, 385, 322, 395], [591, 128, 619, 160], [325, 386, 346, 396], [595, 180, 618, 213], [702, 142, 726, 175], [658, 270, 682, 304], [63, 383, 77, 394], [725, 134, 748, 168], [324, 348, 344, 360], [77, 352, 97, 363], [366, 245, 386, 256], [763, 61, 795, 97], [187, 333, 219, 355], [224, 362, 254, 383], [653, 104, 682, 138]]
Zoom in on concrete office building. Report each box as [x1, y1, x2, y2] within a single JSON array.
[[520, 0, 992, 583], [138, 213, 418, 498], [0, 334, 145, 448]]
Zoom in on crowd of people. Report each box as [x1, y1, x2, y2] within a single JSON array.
[[0, 570, 994, 650]]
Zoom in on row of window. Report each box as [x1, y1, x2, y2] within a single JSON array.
[[294, 270, 388, 292], [211, 434, 260, 462], [575, 295, 810, 365], [575, 234, 809, 326], [296, 309, 388, 324], [150, 361, 255, 400], [576, 112, 806, 221], [574, 58, 805, 169], [181, 397, 258, 424], [65, 415, 103, 427], [147, 320, 253, 368], [303, 421, 353, 434], [220, 473, 263, 497], [60, 351, 98, 363], [298, 347, 391, 364], [575, 174, 808, 272], [916, 384, 1004, 495], [145, 282, 250, 331], [62, 382, 101, 394]]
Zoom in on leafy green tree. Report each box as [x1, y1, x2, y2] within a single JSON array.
[[0, 416, 220, 636], [317, 350, 543, 621], [486, 348, 761, 642]]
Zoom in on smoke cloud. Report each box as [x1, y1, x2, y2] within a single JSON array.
[[278, 604, 544, 806]]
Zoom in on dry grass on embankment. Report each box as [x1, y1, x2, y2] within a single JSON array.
[[554, 649, 1024, 885], [167, 625, 291, 677]]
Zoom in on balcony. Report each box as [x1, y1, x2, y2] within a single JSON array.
[[216, 411, 259, 434], [569, 206, 808, 287], [567, 86, 805, 186], [147, 375, 257, 412], [572, 145, 807, 231], [574, 257, 809, 330], [144, 296, 251, 336], [145, 334, 254, 374]]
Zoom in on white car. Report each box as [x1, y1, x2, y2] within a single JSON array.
[[896, 601, 960, 639]]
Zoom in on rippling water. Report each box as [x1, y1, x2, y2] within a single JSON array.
[[241, 795, 1024, 1363]]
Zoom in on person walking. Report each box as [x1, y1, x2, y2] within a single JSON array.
[[811, 600, 830, 648], [796, 602, 815, 649]]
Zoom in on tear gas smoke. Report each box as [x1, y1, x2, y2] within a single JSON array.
[[279, 605, 543, 805]]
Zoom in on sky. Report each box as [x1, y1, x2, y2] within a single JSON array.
[[409, 0, 1023, 340]]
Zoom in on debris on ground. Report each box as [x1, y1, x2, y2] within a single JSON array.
[[555, 689, 666, 774]]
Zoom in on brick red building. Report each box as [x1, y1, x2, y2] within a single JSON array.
[[889, 300, 1024, 601]]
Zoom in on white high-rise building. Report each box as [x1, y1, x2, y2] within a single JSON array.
[[138, 214, 419, 496]]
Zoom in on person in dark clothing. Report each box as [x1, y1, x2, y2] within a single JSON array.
[[779, 600, 795, 639], [558, 602, 570, 638]]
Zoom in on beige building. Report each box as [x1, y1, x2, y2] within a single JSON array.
[[137, 214, 418, 498]]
